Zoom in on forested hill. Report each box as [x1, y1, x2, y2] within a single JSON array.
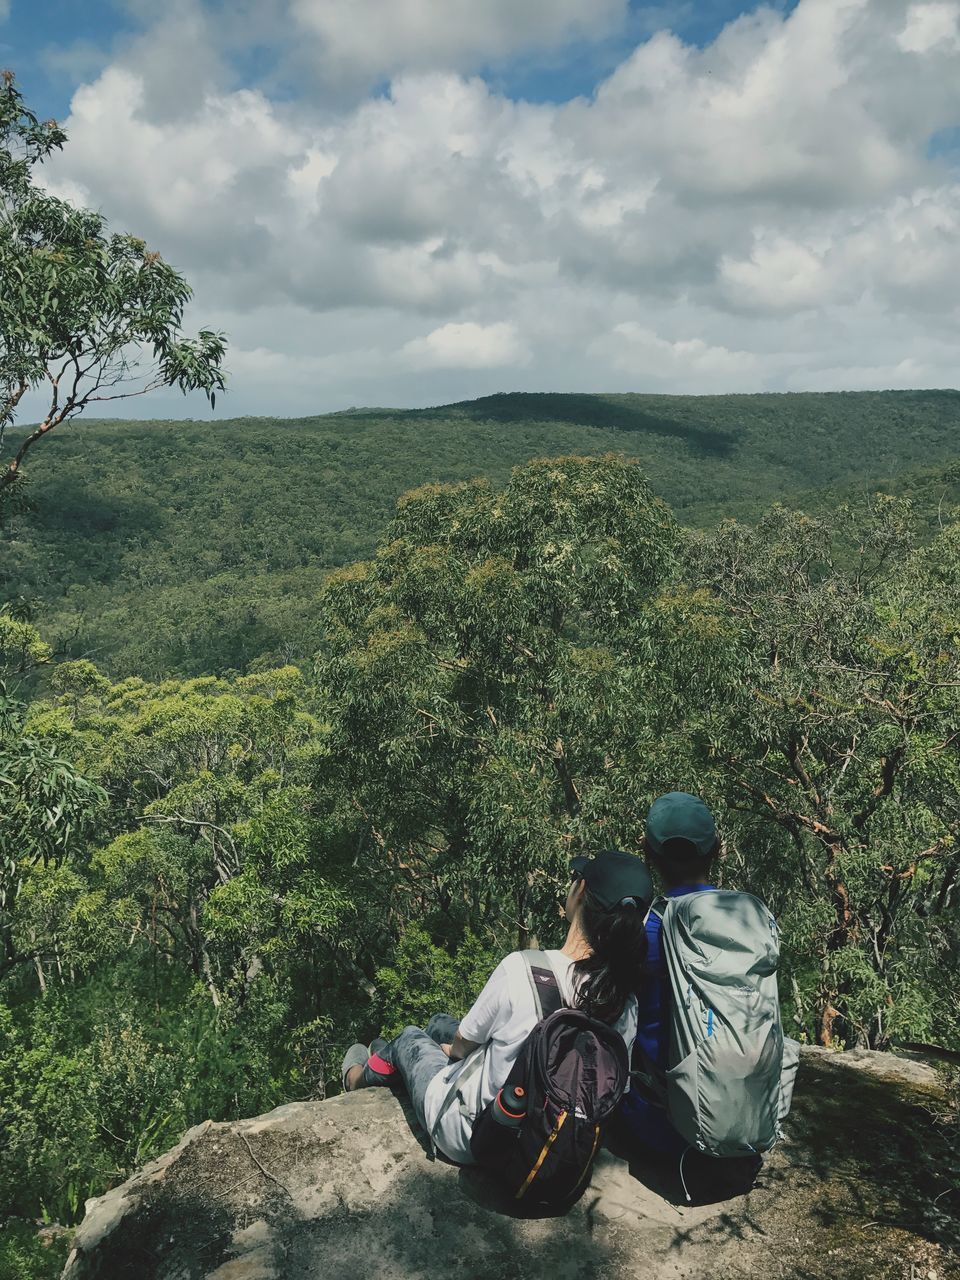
[[4, 389, 960, 677]]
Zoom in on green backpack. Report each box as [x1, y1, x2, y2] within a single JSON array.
[[636, 891, 800, 1182]]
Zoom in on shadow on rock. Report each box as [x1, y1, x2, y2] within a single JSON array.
[[601, 1117, 763, 1209], [784, 1052, 960, 1253], [456, 1164, 594, 1221], [281, 1159, 622, 1280]]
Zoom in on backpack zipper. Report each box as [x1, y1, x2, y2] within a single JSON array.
[[514, 1109, 568, 1200], [569, 1125, 602, 1198]]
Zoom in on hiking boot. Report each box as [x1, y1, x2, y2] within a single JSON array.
[[340, 1040, 397, 1092], [364, 1038, 397, 1085]]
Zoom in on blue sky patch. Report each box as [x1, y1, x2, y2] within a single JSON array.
[[929, 125, 960, 166], [3, 0, 807, 121]]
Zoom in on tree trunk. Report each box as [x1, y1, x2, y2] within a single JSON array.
[[817, 1000, 839, 1047]]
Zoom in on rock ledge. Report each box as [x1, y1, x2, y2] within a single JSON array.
[[62, 1048, 959, 1280]]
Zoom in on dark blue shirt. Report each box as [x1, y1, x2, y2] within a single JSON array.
[[620, 884, 715, 1156]]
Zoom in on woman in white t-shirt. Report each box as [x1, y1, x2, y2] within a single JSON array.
[[342, 849, 653, 1165]]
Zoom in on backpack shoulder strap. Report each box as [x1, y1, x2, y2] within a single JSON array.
[[521, 950, 565, 1020], [648, 895, 669, 921]]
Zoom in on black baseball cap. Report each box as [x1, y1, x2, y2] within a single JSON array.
[[645, 792, 718, 859], [568, 849, 654, 911]]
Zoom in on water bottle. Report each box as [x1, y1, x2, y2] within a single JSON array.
[[492, 1084, 527, 1128], [470, 1082, 526, 1163]]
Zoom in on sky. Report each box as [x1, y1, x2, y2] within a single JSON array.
[[4, 0, 960, 419]]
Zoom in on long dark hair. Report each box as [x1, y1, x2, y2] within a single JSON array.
[[573, 888, 648, 1024]]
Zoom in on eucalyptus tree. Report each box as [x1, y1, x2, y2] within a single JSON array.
[[0, 625, 105, 985], [315, 454, 682, 950], [2, 658, 357, 1227], [0, 71, 225, 508], [687, 502, 960, 1049], [21, 662, 354, 1010]]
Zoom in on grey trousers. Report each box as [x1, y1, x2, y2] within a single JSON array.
[[384, 1013, 459, 1134]]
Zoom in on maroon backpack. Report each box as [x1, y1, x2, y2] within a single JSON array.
[[470, 951, 628, 1207]]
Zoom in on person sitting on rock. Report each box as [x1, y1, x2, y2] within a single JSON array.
[[618, 791, 766, 1199], [341, 849, 652, 1168], [618, 791, 720, 1161]]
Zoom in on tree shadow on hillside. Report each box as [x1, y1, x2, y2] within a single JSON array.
[[443, 393, 739, 459], [350, 391, 739, 458], [3, 481, 161, 584]]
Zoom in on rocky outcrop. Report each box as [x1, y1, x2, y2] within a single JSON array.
[[61, 1048, 959, 1280]]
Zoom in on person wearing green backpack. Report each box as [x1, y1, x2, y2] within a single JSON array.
[[619, 792, 799, 1202]]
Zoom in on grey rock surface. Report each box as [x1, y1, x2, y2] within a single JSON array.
[[61, 1048, 959, 1280]]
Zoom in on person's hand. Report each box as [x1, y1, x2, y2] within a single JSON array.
[[440, 1043, 453, 1057]]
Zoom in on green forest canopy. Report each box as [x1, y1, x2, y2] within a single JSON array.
[[2, 399, 960, 1279], [3, 450, 960, 1250], [3, 389, 960, 677]]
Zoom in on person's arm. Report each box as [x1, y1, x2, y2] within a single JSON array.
[[441, 1031, 481, 1061], [441, 956, 512, 1061]]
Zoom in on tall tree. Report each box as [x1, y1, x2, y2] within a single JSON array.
[[688, 502, 960, 1048], [0, 625, 105, 983], [0, 70, 226, 507], [315, 454, 681, 949]]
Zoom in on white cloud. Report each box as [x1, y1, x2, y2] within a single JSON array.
[[845, 187, 960, 310], [25, 0, 960, 419], [786, 355, 934, 391], [591, 323, 758, 390], [42, 67, 302, 269], [584, 4, 917, 205], [290, 0, 628, 89], [401, 321, 530, 370], [898, 2, 960, 53], [718, 237, 835, 313]]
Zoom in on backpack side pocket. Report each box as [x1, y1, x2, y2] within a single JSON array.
[[665, 1045, 701, 1148], [778, 1035, 801, 1124]]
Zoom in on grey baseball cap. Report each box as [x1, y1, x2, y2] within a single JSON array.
[[645, 792, 718, 858]]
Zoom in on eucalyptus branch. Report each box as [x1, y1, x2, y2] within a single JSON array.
[[139, 812, 241, 881], [0, 70, 226, 498]]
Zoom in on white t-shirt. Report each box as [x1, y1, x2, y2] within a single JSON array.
[[422, 949, 638, 1165]]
